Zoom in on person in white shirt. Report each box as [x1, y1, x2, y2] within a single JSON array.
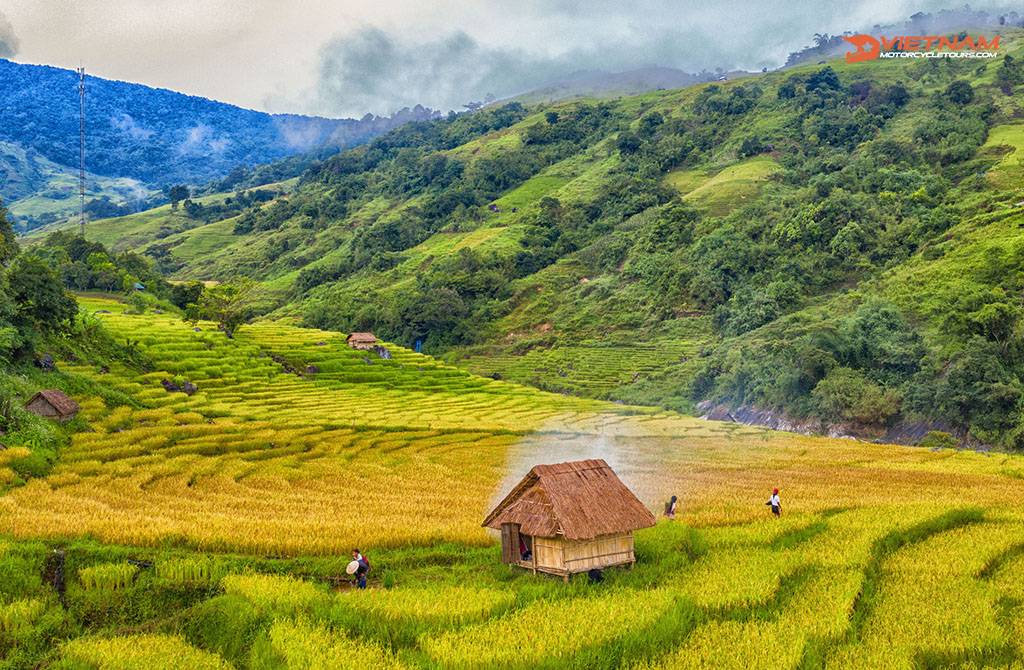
[[766, 488, 781, 517]]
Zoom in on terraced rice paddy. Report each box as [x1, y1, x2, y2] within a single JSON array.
[[24, 502, 1024, 669], [457, 339, 696, 397], [7, 298, 1024, 668]]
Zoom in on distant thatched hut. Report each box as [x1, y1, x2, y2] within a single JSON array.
[[24, 389, 80, 422], [483, 459, 655, 581], [346, 333, 378, 350]]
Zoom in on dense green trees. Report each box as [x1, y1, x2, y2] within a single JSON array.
[[8, 255, 77, 334], [185, 281, 256, 337], [0, 202, 80, 360], [34, 232, 173, 299], [945, 79, 974, 104], [238, 102, 628, 281], [812, 367, 900, 425], [995, 55, 1024, 87], [166, 185, 190, 211], [694, 297, 927, 422]]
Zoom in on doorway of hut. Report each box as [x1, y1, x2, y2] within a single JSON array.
[[500, 522, 535, 571], [518, 534, 533, 564]]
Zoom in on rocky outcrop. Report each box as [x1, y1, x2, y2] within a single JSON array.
[[696, 400, 844, 437], [695, 400, 975, 446], [270, 354, 301, 375], [881, 419, 959, 446], [34, 354, 56, 372], [161, 379, 198, 395]]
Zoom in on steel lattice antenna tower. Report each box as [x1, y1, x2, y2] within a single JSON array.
[[77, 66, 85, 238]]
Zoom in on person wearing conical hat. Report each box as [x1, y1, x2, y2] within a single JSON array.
[[348, 548, 370, 589]]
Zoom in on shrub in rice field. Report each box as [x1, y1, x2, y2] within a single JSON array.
[[78, 563, 139, 591]]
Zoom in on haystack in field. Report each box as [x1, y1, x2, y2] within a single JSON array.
[[483, 459, 655, 581], [24, 389, 80, 422], [346, 333, 378, 350]]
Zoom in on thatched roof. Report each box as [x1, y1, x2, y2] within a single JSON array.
[[483, 459, 655, 541], [25, 389, 80, 417], [346, 332, 377, 343]]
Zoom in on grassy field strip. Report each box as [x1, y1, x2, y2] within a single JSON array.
[[57, 633, 234, 670], [457, 339, 696, 397], [982, 123, 1024, 189]]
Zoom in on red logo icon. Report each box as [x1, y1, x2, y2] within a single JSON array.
[[843, 35, 881, 63]]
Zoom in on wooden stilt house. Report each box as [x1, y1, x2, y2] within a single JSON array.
[[483, 459, 656, 581]]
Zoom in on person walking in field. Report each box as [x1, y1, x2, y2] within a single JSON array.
[[665, 495, 678, 520], [765, 488, 781, 517]]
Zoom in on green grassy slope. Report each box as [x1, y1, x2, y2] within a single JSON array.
[[982, 123, 1024, 188], [669, 155, 781, 216], [55, 28, 1024, 443], [23, 179, 297, 251], [0, 141, 154, 230]]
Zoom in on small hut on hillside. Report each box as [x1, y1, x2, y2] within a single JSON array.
[[24, 389, 80, 422], [346, 333, 378, 350], [483, 459, 655, 581]]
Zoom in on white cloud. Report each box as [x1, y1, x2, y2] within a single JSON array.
[[0, 10, 19, 58], [2, 1, 1020, 117]]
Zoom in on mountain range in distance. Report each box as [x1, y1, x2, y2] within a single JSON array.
[[0, 58, 444, 230], [0, 59, 734, 233]]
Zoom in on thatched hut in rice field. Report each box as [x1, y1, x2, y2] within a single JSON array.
[[23, 389, 80, 422], [345, 332, 378, 350], [483, 459, 656, 581]]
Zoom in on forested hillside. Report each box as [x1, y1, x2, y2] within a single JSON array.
[[0, 59, 442, 230], [36, 29, 1024, 447]]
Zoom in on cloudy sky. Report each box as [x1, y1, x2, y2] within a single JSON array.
[[0, 1, 1018, 118]]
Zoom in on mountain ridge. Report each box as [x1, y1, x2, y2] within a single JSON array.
[[0, 58, 442, 230]]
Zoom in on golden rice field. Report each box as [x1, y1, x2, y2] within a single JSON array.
[[7, 297, 1024, 668]]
